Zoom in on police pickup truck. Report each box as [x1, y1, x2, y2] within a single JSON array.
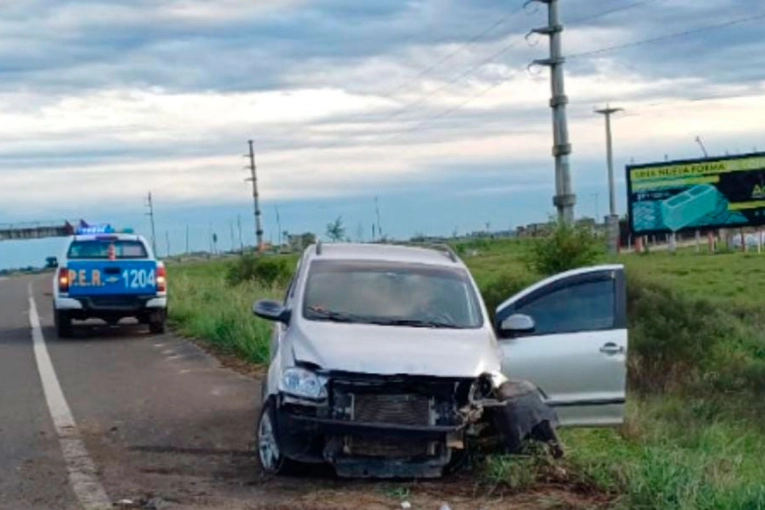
[[52, 226, 167, 338]]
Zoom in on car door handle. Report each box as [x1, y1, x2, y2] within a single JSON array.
[[599, 343, 625, 355]]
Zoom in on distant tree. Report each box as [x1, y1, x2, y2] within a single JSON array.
[[326, 216, 346, 243]]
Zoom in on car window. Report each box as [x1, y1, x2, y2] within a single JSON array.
[[67, 240, 148, 260], [517, 280, 615, 336], [302, 260, 483, 329]]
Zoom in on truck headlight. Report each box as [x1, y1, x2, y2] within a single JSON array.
[[279, 368, 327, 400]]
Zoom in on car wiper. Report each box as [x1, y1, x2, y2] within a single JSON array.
[[305, 307, 372, 323], [371, 318, 462, 329]]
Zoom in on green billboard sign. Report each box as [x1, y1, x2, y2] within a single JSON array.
[[626, 152, 765, 235]]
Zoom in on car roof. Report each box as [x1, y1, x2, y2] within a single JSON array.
[[305, 242, 465, 268]]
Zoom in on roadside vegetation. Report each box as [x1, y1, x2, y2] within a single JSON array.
[[167, 232, 765, 509]]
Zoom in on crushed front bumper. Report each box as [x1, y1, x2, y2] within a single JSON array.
[[275, 374, 473, 478]]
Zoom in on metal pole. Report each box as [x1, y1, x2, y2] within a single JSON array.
[[374, 196, 383, 238], [695, 136, 709, 158], [246, 140, 264, 252], [229, 221, 236, 252], [276, 207, 283, 247], [595, 105, 623, 254], [185, 224, 190, 254], [165, 231, 170, 258], [146, 192, 157, 256], [237, 214, 244, 253], [531, 0, 576, 224]]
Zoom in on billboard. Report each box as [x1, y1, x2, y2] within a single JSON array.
[[626, 152, 765, 235]]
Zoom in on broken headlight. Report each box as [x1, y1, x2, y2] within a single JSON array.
[[279, 367, 328, 400]]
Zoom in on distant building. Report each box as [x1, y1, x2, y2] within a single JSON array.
[[287, 233, 317, 252]]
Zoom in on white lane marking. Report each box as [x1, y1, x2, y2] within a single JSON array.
[[29, 285, 112, 510], [165, 355, 183, 361]]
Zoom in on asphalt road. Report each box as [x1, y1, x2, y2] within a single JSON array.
[[0, 275, 267, 510]]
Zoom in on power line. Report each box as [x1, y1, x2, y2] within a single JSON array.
[[265, 1, 671, 163], [266, 4, 765, 168], [569, 0, 661, 25], [385, 5, 527, 96], [251, 5, 527, 148], [569, 12, 765, 59]]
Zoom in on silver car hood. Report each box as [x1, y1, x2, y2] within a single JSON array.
[[290, 321, 501, 378]]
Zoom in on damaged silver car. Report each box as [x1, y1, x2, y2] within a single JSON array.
[[252, 242, 628, 478]]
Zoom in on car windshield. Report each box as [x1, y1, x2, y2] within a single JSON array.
[[302, 260, 483, 329], [67, 240, 148, 260]]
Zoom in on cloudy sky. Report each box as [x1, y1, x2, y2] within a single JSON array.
[[1, 0, 764, 267]]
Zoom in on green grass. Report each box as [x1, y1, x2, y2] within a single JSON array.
[[168, 240, 765, 509], [167, 259, 278, 364]]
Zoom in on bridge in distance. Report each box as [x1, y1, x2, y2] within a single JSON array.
[[0, 220, 88, 242]]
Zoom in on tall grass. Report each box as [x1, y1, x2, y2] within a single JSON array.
[[168, 261, 277, 364]]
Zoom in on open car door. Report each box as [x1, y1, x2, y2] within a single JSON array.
[[495, 265, 628, 427]]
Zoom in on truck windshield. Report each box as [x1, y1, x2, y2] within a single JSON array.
[[67, 240, 148, 260], [302, 260, 483, 329]]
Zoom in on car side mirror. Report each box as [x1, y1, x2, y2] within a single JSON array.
[[500, 313, 535, 335], [253, 299, 291, 325]]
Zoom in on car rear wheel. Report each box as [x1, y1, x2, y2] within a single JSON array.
[[257, 399, 300, 475], [55, 310, 72, 338]]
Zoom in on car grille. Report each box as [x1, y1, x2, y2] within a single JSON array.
[[352, 393, 431, 426], [349, 437, 429, 458]]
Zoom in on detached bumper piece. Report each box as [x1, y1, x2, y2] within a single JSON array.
[[492, 380, 564, 458]]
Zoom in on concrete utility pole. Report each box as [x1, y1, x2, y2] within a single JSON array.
[[595, 105, 623, 254], [530, 0, 576, 224], [374, 196, 383, 239], [185, 224, 190, 254], [165, 231, 171, 258], [145, 192, 157, 256], [275, 207, 283, 247], [245, 140, 264, 252], [237, 214, 244, 253]]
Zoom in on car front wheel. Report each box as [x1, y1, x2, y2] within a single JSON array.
[[257, 399, 300, 475]]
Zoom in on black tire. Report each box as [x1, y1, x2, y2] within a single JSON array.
[[256, 398, 301, 476], [149, 319, 166, 334], [55, 310, 73, 338], [148, 310, 166, 334]]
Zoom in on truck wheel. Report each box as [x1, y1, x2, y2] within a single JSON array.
[[55, 311, 73, 338], [257, 399, 301, 475], [149, 317, 166, 334], [148, 309, 166, 334]]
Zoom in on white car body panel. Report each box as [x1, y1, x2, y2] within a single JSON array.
[[496, 265, 628, 427]]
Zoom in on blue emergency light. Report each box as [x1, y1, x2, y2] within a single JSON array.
[[75, 224, 115, 235]]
